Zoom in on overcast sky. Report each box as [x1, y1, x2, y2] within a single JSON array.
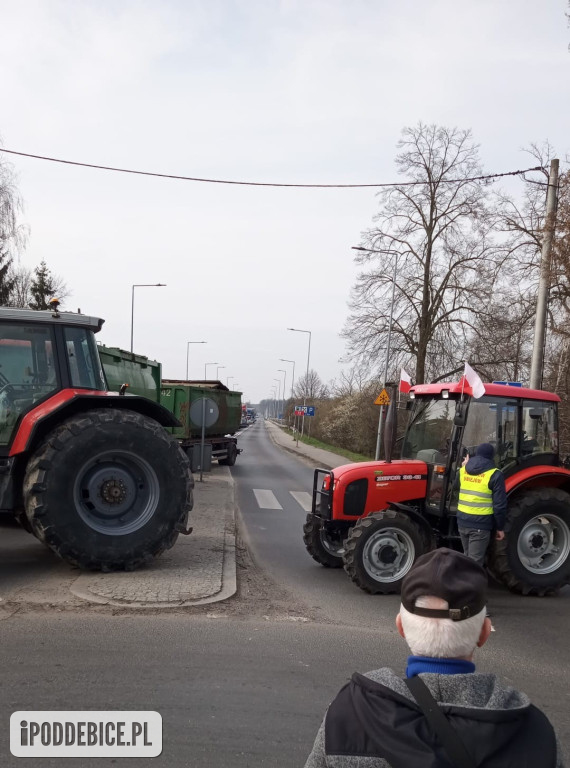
[[1, 0, 568, 403]]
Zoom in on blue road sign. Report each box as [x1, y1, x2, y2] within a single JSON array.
[[294, 405, 316, 416]]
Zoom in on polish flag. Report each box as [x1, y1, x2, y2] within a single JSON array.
[[463, 361, 486, 399], [399, 368, 412, 394]]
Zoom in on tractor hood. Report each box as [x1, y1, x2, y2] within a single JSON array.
[[330, 460, 429, 522]]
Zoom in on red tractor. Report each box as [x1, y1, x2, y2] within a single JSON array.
[[0, 305, 193, 571], [303, 381, 570, 595]]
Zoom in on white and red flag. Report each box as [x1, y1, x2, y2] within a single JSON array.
[[463, 361, 485, 399], [399, 368, 412, 394]]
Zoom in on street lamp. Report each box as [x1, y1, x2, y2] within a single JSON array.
[[352, 246, 398, 460], [273, 378, 282, 419], [226, 376, 234, 387], [186, 341, 206, 380], [216, 365, 225, 381], [130, 283, 166, 353], [279, 358, 296, 399], [287, 327, 311, 438], [278, 369, 287, 421], [204, 362, 218, 379], [271, 386, 278, 418]]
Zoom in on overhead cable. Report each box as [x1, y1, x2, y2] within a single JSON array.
[[0, 148, 544, 189]]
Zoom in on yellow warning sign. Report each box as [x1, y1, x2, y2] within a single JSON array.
[[374, 388, 391, 406]]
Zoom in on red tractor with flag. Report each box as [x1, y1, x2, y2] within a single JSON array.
[[303, 377, 570, 596]]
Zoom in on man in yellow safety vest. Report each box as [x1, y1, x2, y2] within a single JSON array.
[[458, 443, 506, 566]]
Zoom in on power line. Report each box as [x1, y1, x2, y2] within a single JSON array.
[[0, 147, 544, 189]]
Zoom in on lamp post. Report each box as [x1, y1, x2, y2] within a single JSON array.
[[130, 283, 166, 353], [186, 341, 206, 380], [287, 327, 311, 439], [198, 362, 219, 482], [227, 376, 234, 388], [273, 378, 281, 419], [280, 358, 296, 430], [271, 387, 278, 418], [278, 369, 287, 422], [216, 365, 225, 381], [352, 246, 399, 460]]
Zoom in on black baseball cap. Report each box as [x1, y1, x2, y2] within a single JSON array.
[[401, 548, 487, 621]]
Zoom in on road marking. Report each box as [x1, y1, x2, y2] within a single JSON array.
[[252, 489, 283, 510], [289, 491, 312, 512]]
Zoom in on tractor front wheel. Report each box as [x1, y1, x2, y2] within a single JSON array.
[[488, 488, 570, 595], [302, 513, 346, 568], [23, 409, 194, 571], [343, 509, 431, 594]]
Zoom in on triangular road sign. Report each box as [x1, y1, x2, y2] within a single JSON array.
[[374, 388, 391, 406]]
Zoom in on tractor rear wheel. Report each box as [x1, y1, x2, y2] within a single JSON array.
[[343, 509, 431, 594], [302, 513, 346, 568], [23, 409, 194, 571], [488, 488, 570, 595]]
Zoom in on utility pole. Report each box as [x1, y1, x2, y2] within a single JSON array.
[[529, 159, 559, 390]]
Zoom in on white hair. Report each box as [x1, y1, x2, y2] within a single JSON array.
[[399, 596, 486, 659]]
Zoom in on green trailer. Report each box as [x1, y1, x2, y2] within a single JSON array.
[[98, 346, 242, 468], [160, 380, 242, 467]]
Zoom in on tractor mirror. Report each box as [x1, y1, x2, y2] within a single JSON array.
[[454, 401, 467, 426], [528, 408, 544, 419]]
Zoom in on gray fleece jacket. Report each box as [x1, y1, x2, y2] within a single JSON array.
[[304, 667, 564, 768]]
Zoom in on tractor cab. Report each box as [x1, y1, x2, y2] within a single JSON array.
[[403, 382, 560, 517], [0, 307, 106, 450]]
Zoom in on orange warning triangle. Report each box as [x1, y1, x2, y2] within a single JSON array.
[[374, 388, 390, 406]]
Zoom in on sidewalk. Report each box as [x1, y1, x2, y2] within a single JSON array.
[[265, 419, 351, 469], [0, 466, 237, 611]]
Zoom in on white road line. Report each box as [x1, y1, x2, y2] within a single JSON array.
[[252, 489, 283, 510], [289, 491, 312, 512]]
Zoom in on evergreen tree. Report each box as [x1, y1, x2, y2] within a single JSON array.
[[29, 260, 57, 310], [0, 249, 15, 305]]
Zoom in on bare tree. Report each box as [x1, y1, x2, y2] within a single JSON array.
[[0, 149, 27, 257], [343, 123, 500, 385], [7, 263, 33, 307], [292, 369, 328, 400]]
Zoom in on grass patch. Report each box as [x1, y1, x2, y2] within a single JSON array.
[[276, 424, 373, 463]]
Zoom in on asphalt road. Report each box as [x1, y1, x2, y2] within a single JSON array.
[[0, 419, 568, 767]]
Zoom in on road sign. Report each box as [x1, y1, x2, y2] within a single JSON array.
[[374, 389, 391, 406], [294, 405, 316, 416]]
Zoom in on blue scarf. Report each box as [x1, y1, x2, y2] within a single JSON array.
[[406, 655, 475, 678]]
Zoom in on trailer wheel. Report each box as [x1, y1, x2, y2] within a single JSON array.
[[343, 509, 431, 594], [302, 513, 346, 568], [219, 443, 237, 466], [488, 488, 570, 595], [23, 409, 193, 571]]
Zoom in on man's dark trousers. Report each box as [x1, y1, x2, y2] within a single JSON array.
[[459, 529, 491, 567]]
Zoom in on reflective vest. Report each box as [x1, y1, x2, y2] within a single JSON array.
[[458, 467, 495, 516]]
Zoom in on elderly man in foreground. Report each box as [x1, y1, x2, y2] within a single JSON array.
[[304, 548, 562, 768]]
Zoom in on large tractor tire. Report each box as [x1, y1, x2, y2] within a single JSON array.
[[343, 509, 432, 594], [302, 513, 346, 568], [23, 409, 194, 571], [488, 488, 570, 596]]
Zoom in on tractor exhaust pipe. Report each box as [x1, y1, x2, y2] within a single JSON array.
[[384, 384, 397, 463]]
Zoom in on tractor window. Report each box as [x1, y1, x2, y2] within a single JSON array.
[[0, 323, 58, 447], [462, 397, 518, 470], [64, 328, 106, 390], [521, 400, 558, 456], [402, 398, 455, 462]]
